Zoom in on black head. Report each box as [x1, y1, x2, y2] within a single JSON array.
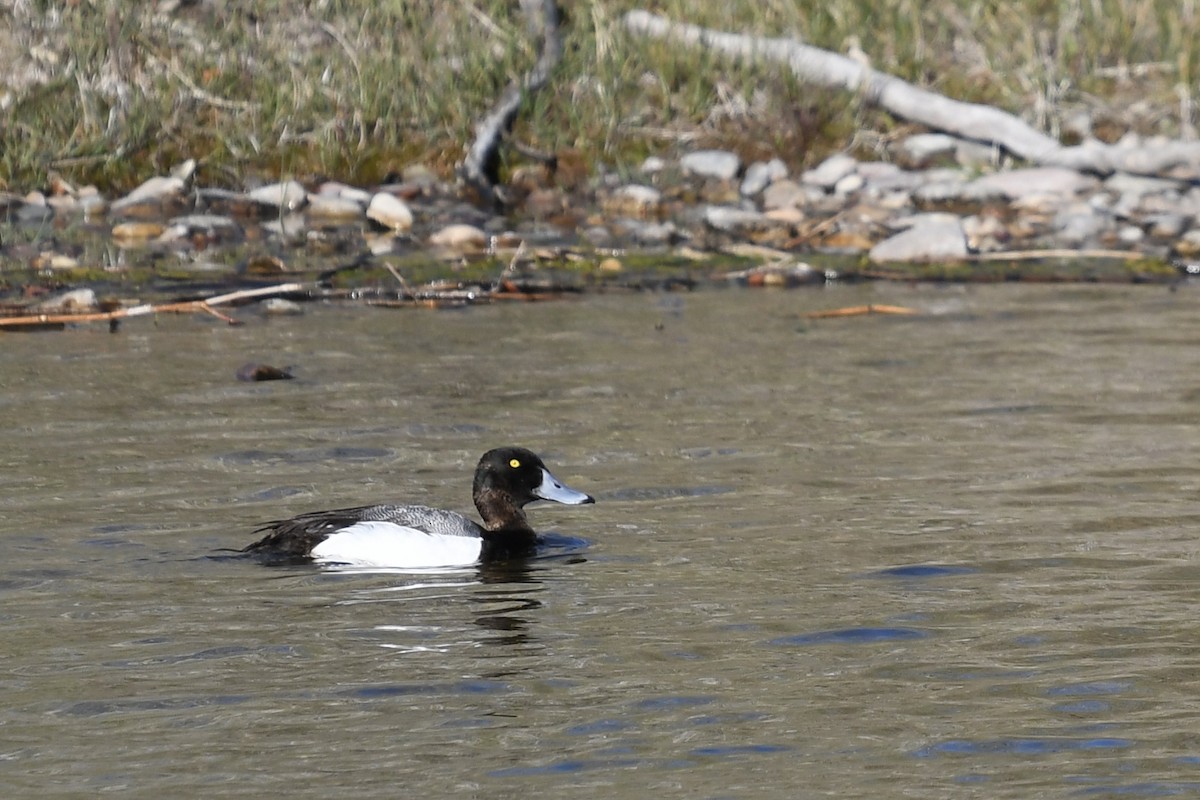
[[473, 447, 594, 509]]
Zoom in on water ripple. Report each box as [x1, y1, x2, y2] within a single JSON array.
[[770, 627, 930, 646]]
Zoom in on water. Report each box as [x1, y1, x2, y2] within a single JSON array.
[[5, 283, 1200, 798]]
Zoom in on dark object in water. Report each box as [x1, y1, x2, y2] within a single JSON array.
[[236, 363, 294, 382]]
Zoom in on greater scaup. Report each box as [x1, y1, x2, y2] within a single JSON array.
[[242, 446, 594, 568]]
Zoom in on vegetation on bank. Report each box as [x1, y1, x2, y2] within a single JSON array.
[[2, 1, 1199, 195]]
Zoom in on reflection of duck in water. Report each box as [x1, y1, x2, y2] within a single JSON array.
[[242, 447, 594, 569]]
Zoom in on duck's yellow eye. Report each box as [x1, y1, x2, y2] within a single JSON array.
[[509, 458, 521, 468]]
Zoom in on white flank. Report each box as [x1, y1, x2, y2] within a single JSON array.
[[310, 521, 483, 568]]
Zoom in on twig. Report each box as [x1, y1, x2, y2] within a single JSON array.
[[804, 304, 918, 319], [382, 263, 414, 296], [0, 283, 305, 329]]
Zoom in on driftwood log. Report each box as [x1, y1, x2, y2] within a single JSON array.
[[623, 10, 1200, 179], [460, 0, 564, 208]]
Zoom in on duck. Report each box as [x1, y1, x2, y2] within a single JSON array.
[[242, 446, 594, 568]]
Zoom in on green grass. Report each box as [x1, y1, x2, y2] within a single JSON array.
[[1, 1, 1198, 194]]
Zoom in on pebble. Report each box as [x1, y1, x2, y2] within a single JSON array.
[[604, 184, 663, 218], [260, 298, 304, 316], [969, 167, 1097, 200], [35, 288, 97, 312], [704, 205, 768, 233], [18, 130, 1200, 278], [306, 194, 365, 221], [428, 223, 488, 253], [680, 149, 741, 181], [112, 174, 187, 212], [247, 180, 308, 211], [112, 221, 166, 243], [740, 159, 788, 196], [869, 214, 968, 262], [802, 153, 858, 189], [366, 192, 414, 231]]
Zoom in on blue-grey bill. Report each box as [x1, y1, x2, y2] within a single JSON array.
[[534, 468, 595, 505]]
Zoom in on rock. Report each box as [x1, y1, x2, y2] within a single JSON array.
[[869, 214, 968, 262], [30, 251, 80, 270], [247, 180, 307, 211], [35, 288, 97, 312], [400, 163, 439, 189], [740, 158, 788, 196], [1052, 202, 1110, 244], [1173, 229, 1200, 257], [45, 194, 79, 215], [366, 192, 414, 231], [834, 173, 865, 195], [261, 214, 306, 240], [640, 156, 667, 174], [858, 164, 927, 194], [968, 167, 1097, 200], [1145, 213, 1189, 239], [1103, 172, 1183, 197], [898, 133, 959, 166], [112, 221, 166, 244], [580, 225, 614, 248], [638, 155, 667, 173], [801, 153, 857, 190], [1117, 225, 1145, 244], [112, 174, 187, 212], [78, 192, 107, 218], [236, 363, 295, 381], [761, 180, 810, 211], [680, 149, 742, 181], [429, 223, 488, 253], [912, 173, 971, 205], [260, 298, 304, 316], [764, 207, 805, 225], [167, 214, 241, 234], [604, 184, 663, 218], [621, 220, 680, 246], [729, 262, 821, 287], [597, 257, 623, 273], [315, 181, 373, 205], [962, 213, 1009, 252], [306, 194, 366, 221], [15, 202, 53, 224], [704, 205, 768, 233]]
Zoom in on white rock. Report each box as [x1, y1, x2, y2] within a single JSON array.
[[248, 180, 308, 211], [968, 167, 1097, 200], [35, 288, 97, 312], [740, 158, 788, 196], [899, 133, 959, 164], [869, 215, 968, 263], [834, 173, 865, 195], [1053, 202, 1109, 243], [704, 205, 767, 232], [801, 153, 857, 189], [261, 298, 304, 316], [112, 175, 186, 210], [306, 195, 366, 220], [429, 223, 488, 252], [606, 184, 663, 217], [366, 193, 414, 231], [315, 181, 373, 205], [640, 156, 667, 174], [681, 150, 742, 181]]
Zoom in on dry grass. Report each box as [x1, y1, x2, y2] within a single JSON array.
[[1, 0, 1198, 194]]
